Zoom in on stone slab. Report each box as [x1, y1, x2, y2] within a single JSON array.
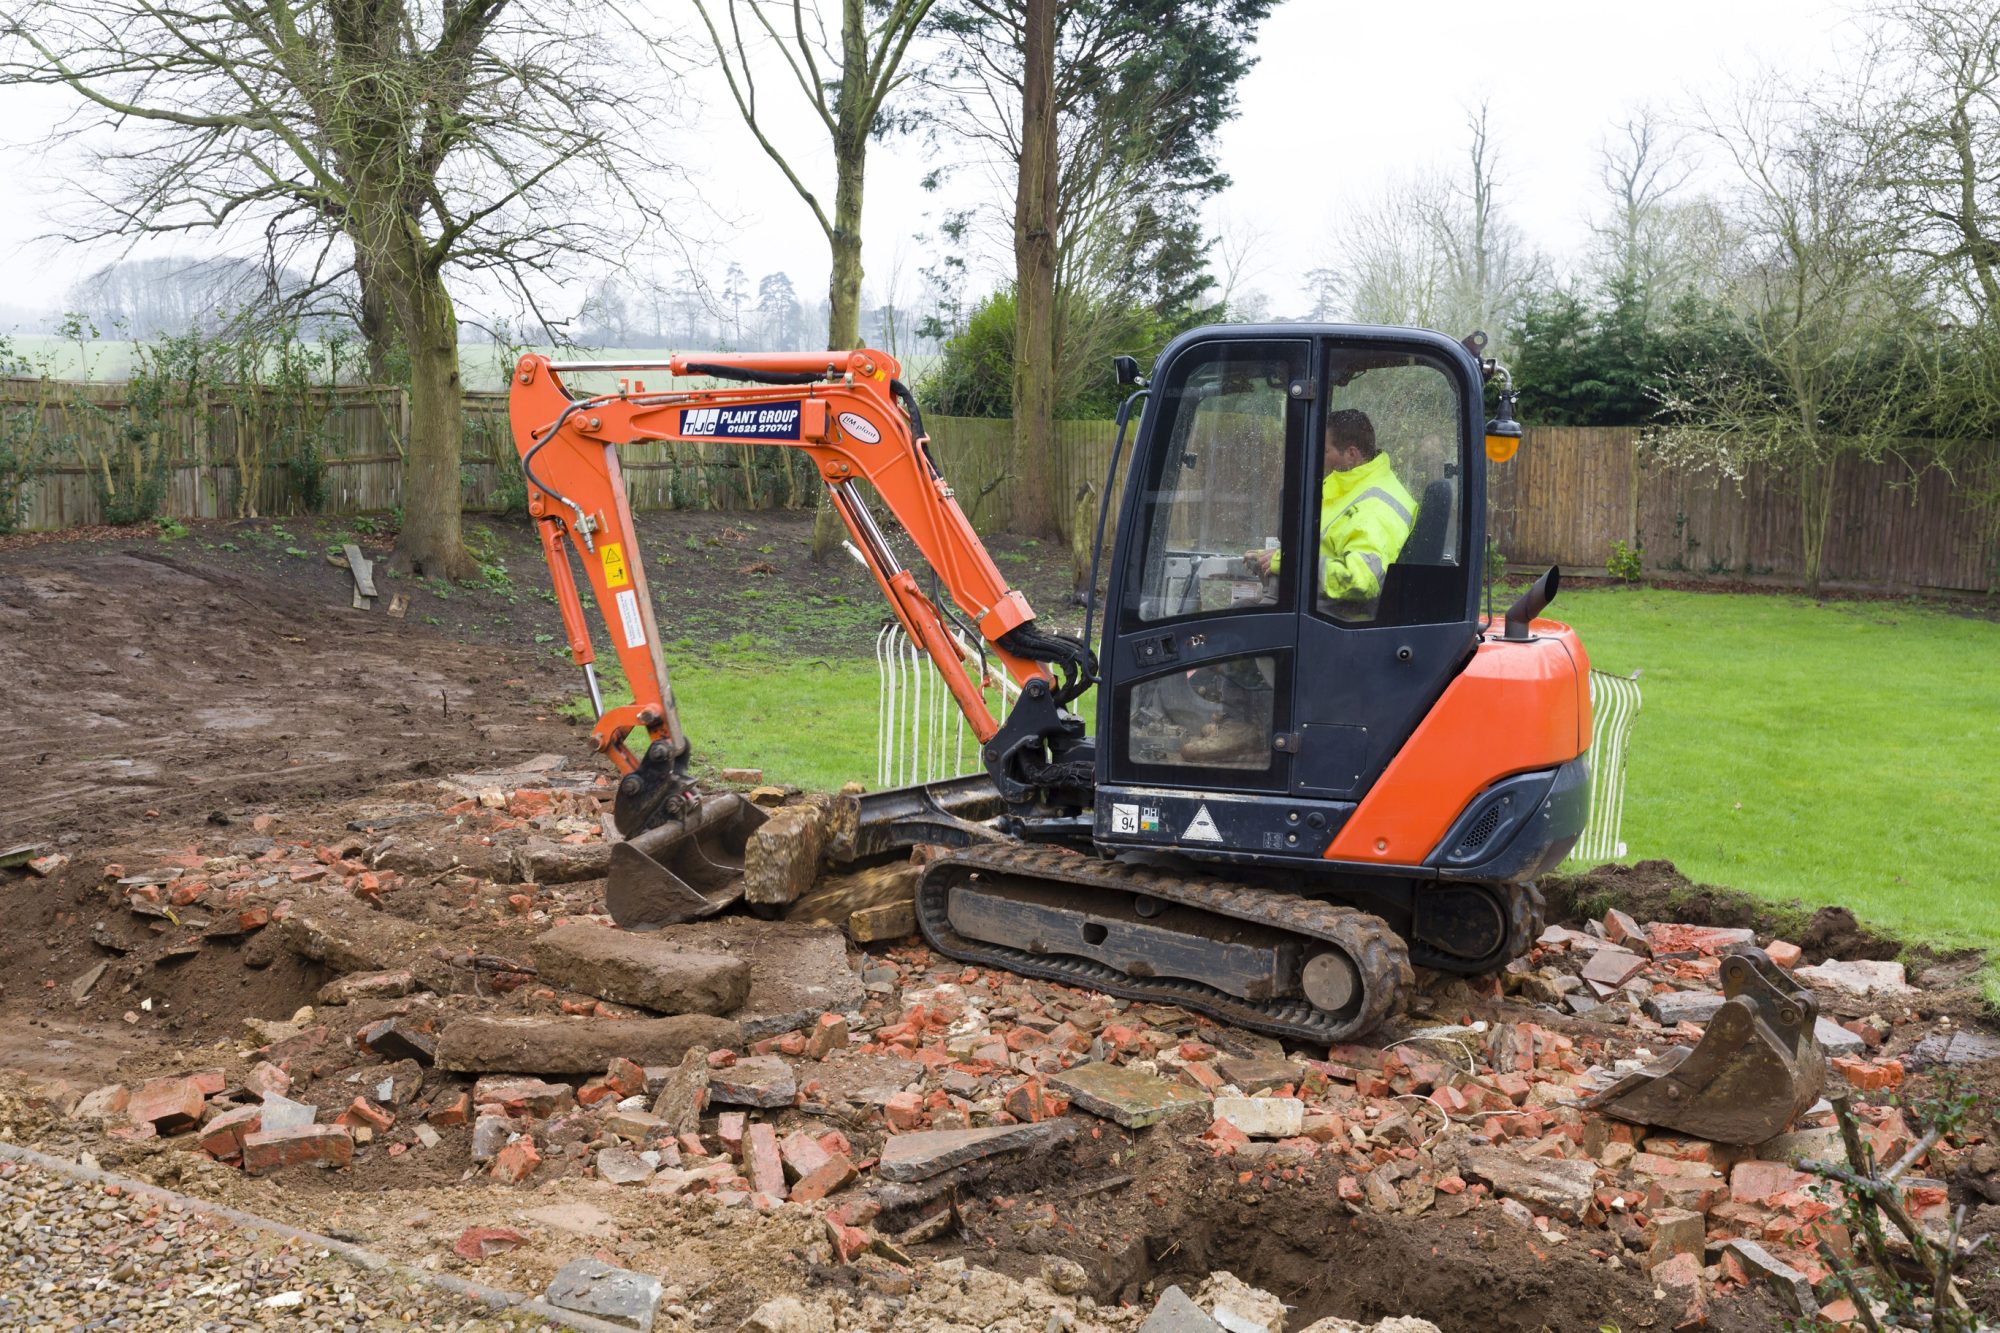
[[612, 918, 862, 1039], [1462, 1147, 1599, 1221], [1139, 1286, 1225, 1333], [435, 1014, 740, 1074], [1051, 1061, 1212, 1129], [1814, 1017, 1866, 1057], [1795, 959, 1913, 998], [545, 1258, 664, 1332], [532, 923, 749, 1016], [707, 1055, 797, 1108], [876, 1122, 1071, 1183], [1642, 991, 1726, 1026]]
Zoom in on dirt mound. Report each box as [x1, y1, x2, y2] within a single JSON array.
[[1545, 859, 1908, 965]]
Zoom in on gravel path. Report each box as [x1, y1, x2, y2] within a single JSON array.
[[0, 1158, 552, 1330]]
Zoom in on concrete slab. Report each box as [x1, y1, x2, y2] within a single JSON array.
[[1052, 1062, 1212, 1129]]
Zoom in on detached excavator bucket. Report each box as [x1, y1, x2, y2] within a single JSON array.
[[604, 793, 770, 930], [1585, 947, 1824, 1146]]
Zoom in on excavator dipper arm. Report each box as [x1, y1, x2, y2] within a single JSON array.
[[507, 349, 1090, 829]]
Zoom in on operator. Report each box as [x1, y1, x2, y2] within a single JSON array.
[[1243, 408, 1415, 620]]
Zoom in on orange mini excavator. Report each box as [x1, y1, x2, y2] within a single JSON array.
[[506, 324, 1822, 1142]]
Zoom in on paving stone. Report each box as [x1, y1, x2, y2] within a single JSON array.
[[545, 1257, 664, 1332], [1462, 1147, 1599, 1220], [1726, 1238, 1819, 1316], [1214, 1055, 1301, 1093], [1138, 1285, 1224, 1333], [1795, 959, 1913, 998], [1642, 991, 1726, 1025], [1580, 948, 1647, 994], [1051, 1061, 1212, 1128], [876, 1122, 1071, 1183], [708, 1055, 797, 1108], [532, 923, 751, 1016], [1212, 1096, 1304, 1140]]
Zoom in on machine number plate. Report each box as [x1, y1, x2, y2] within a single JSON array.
[[614, 588, 646, 648], [600, 542, 629, 588], [1111, 802, 1139, 834]]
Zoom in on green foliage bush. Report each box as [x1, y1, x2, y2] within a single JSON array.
[[1606, 539, 1644, 583]]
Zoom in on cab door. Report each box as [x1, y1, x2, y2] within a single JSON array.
[[1287, 335, 1483, 807], [1102, 336, 1309, 799]]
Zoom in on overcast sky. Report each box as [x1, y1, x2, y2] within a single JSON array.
[[0, 0, 1863, 331]]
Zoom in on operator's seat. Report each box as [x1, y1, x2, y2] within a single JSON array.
[[1398, 479, 1454, 566]]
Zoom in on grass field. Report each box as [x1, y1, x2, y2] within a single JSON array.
[[614, 587, 2000, 956]]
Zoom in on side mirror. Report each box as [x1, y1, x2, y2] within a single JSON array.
[[1113, 355, 1145, 387]]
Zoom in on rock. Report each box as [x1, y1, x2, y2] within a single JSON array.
[[741, 803, 826, 911], [1195, 1271, 1288, 1333], [545, 1257, 665, 1332], [74, 1085, 129, 1121], [317, 969, 418, 1004], [738, 1296, 816, 1333], [357, 1016, 437, 1066], [1726, 1238, 1819, 1315], [1052, 1061, 1212, 1129], [1646, 1207, 1704, 1269], [1642, 991, 1726, 1025], [532, 923, 750, 1016], [1212, 1096, 1304, 1140], [595, 1146, 654, 1185], [471, 1116, 516, 1162], [649, 1047, 711, 1134], [1795, 959, 1913, 998], [1140, 1286, 1224, 1333], [847, 901, 917, 943], [1041, 1255, 1089, 1295], [876, 1121, 1073, 1183], [473, 1076, 575, 1117], [1815, 1017, 1866, 1056], [434, 1013, 740, 1074], [1909, 1029, 2000, 1068], [1461, 1147, 1599, 1220], [1754, 1125, 1845, 1168], [69, 962, 108, 1003], [707, 1055, 797, 1108], [1214, 1055, 1301, 1093], [513, 839, 612, 884], [277, 909, 424, 974]]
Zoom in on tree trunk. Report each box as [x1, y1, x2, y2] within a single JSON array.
[[812, 0, 870, 562], [1009, 0, 1060, 539], [388, 243, 472, 580], [354, 246, 398, 384]]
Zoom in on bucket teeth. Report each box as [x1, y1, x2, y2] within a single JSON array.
[[1584, 947, 1825, 1145]]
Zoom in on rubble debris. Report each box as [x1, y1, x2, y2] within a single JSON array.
[[1140, 1285, 1223, 1332], [433, 1013, 740, 1073], [128, 1077, 205, 1134], [1725, 1238, 1819, 1316], [649, 1046, 712, 1133], [1460, 1148, 1600, 1221], [1053, 1060, 1212, 1129], [316, 969, 419, 1004], [544, 1257, 664, 1332], [242, 1124, 353, 1174], [877, 1122, 1075, 1183], [531, 922, 751, 1016], [277, 909, 426, 975], [740, 802, 827, 913], [1212, 1095, 1304, 1140], [848, 900, 917, 943]]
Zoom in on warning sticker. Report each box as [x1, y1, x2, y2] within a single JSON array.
[[1110, 802, 1139, 835], [614, 588, 646, 649], [600, 541, 629, 588], [1182, 804, 1223, 843]]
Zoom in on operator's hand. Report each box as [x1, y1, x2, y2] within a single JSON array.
[[1243, 549, 1274, 576]]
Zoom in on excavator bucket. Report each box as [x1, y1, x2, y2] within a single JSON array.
[[1585, 947, 1825, 1146], [604, 793, 770, 930]]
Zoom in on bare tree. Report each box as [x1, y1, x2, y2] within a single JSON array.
[[3, 0, 690, 577], [1653, 74, 1926, 593], [1589, 109, 1739, 309], [692, 0, 937, 352]]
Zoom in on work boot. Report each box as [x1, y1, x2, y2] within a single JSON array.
[[1178, 719, 1267, 766]]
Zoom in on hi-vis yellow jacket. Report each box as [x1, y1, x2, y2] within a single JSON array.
[[1314, 453, 1415, 604]]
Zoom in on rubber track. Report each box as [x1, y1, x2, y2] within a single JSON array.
[[1408, 879, 1547, 975], [916, 843, 1414, 1044]]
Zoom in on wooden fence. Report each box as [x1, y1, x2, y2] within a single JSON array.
[[8, 377, 1995, 593]]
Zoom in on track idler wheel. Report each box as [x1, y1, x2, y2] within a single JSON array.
[[1408, 880, 1545, 974]]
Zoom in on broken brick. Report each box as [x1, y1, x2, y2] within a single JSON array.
[[746, 1123, 786, 1200], [337, 1097, 394, 1132], [198, 1105, 263, 1161], [129, 1077, 205, 1134], [789, 1153, 857, 1203], [490, 1138, 542, 1184], [453, 1226, 527, 1261], [1830, 1056, 1903, 1092], [242, 1124, 353, 1174]]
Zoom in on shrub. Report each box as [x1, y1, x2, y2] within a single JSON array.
[[1606, 539, 1644, 583]]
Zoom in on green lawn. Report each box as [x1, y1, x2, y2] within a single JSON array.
[[599, 588, 2000, 956], [1554, 588, 2000, 953]]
